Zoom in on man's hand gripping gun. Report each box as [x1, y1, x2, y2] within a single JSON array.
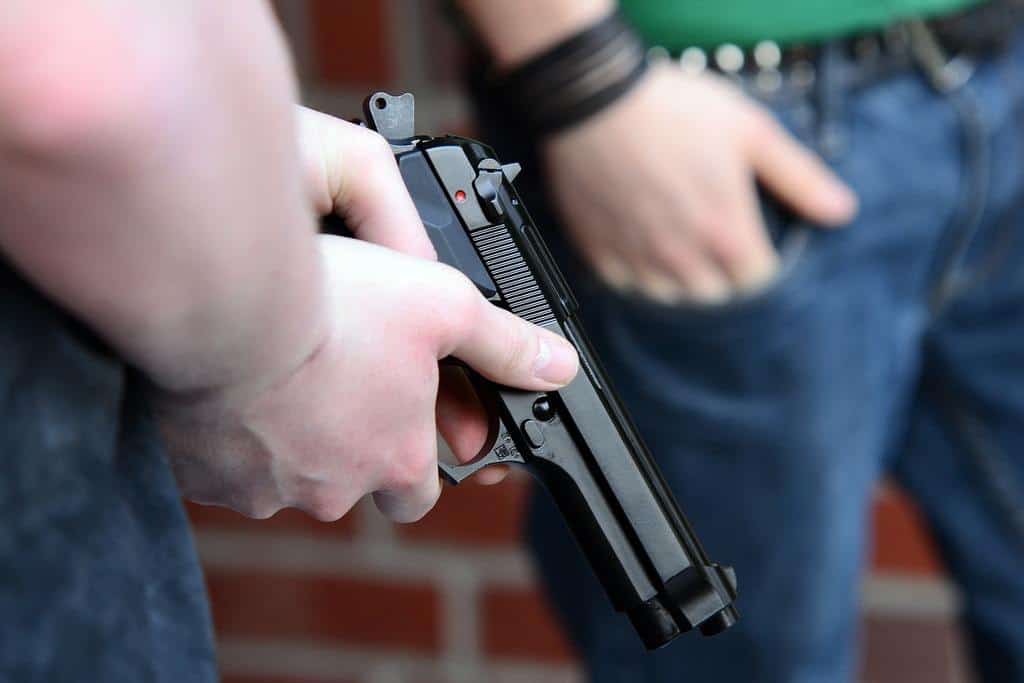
[[322, 93, 739, 650]]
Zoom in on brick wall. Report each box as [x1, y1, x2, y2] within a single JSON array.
[[186, 3, 971, 682], [188, 484, 968, 683]]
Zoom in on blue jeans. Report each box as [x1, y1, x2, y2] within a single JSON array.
[[475, 30, 1024, 683]]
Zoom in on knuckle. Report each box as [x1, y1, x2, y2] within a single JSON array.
[[363, 147, 400, 189], [433, 266, 482, 340], [348, 129, 396, 180], [384, 436, 436, 493], [236, 500, 282, 520], [689, 210, 730, 240], [500, 319, 535, 376], [354, 126, 394, 160], [705, 225, 748, 261], [333, 127, 396, 209], [301, 493, 352, 523]]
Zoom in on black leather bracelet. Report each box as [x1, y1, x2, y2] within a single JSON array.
[[496, 10, 649, 137]]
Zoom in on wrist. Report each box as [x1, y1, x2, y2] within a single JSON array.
[[490, 8, 649, 138], [148, 248, 330, 415]]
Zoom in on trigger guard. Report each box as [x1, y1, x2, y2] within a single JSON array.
[[438, 425, 525, 485]]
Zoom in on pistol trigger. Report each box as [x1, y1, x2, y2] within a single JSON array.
[[438, 425, 526, 486]]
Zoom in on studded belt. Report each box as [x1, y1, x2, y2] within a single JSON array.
[[650, 0, 1024, 94]]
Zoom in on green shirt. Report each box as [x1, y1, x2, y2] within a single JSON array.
[[620, 0, 985, 50]]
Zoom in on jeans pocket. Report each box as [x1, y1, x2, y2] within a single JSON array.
[[587, 206, 817, 342]]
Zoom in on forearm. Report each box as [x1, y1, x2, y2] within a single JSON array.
[[0, 1, 323, 395], [457, 0, 614, 68]]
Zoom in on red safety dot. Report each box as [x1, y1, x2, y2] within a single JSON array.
[[454, 190, 467, 203]]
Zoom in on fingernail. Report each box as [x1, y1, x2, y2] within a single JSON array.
[[534, 336, 579, 385]]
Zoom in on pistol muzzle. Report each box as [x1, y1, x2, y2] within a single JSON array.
[[628, 562, 739, 650]]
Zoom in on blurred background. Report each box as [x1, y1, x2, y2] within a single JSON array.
[[185, 3, 971, 682]]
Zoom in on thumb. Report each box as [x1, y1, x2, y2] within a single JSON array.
[[442, 283, 579, 392], [746, 113, 858, 227], [297, 106, 437, 260]]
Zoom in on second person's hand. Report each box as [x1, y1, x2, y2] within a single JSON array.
[[542, 64, 859, 304]]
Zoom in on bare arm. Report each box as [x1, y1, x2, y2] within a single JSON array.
[[0, 1, 579, 522], [458, 0, 613, 67], [0, 1, 322, 395]]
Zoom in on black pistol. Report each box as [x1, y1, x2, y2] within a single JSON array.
[[322, 92, 738, 650]]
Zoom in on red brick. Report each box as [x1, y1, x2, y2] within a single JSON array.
[[481, 586, 576, 663], [206, 571, 441, 653], [870, 488, 944, 575], [186, 501, 358, 539], [861, 615, 966, 683], [397, 475, 530, 547], [308, 1, 392, 87]]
